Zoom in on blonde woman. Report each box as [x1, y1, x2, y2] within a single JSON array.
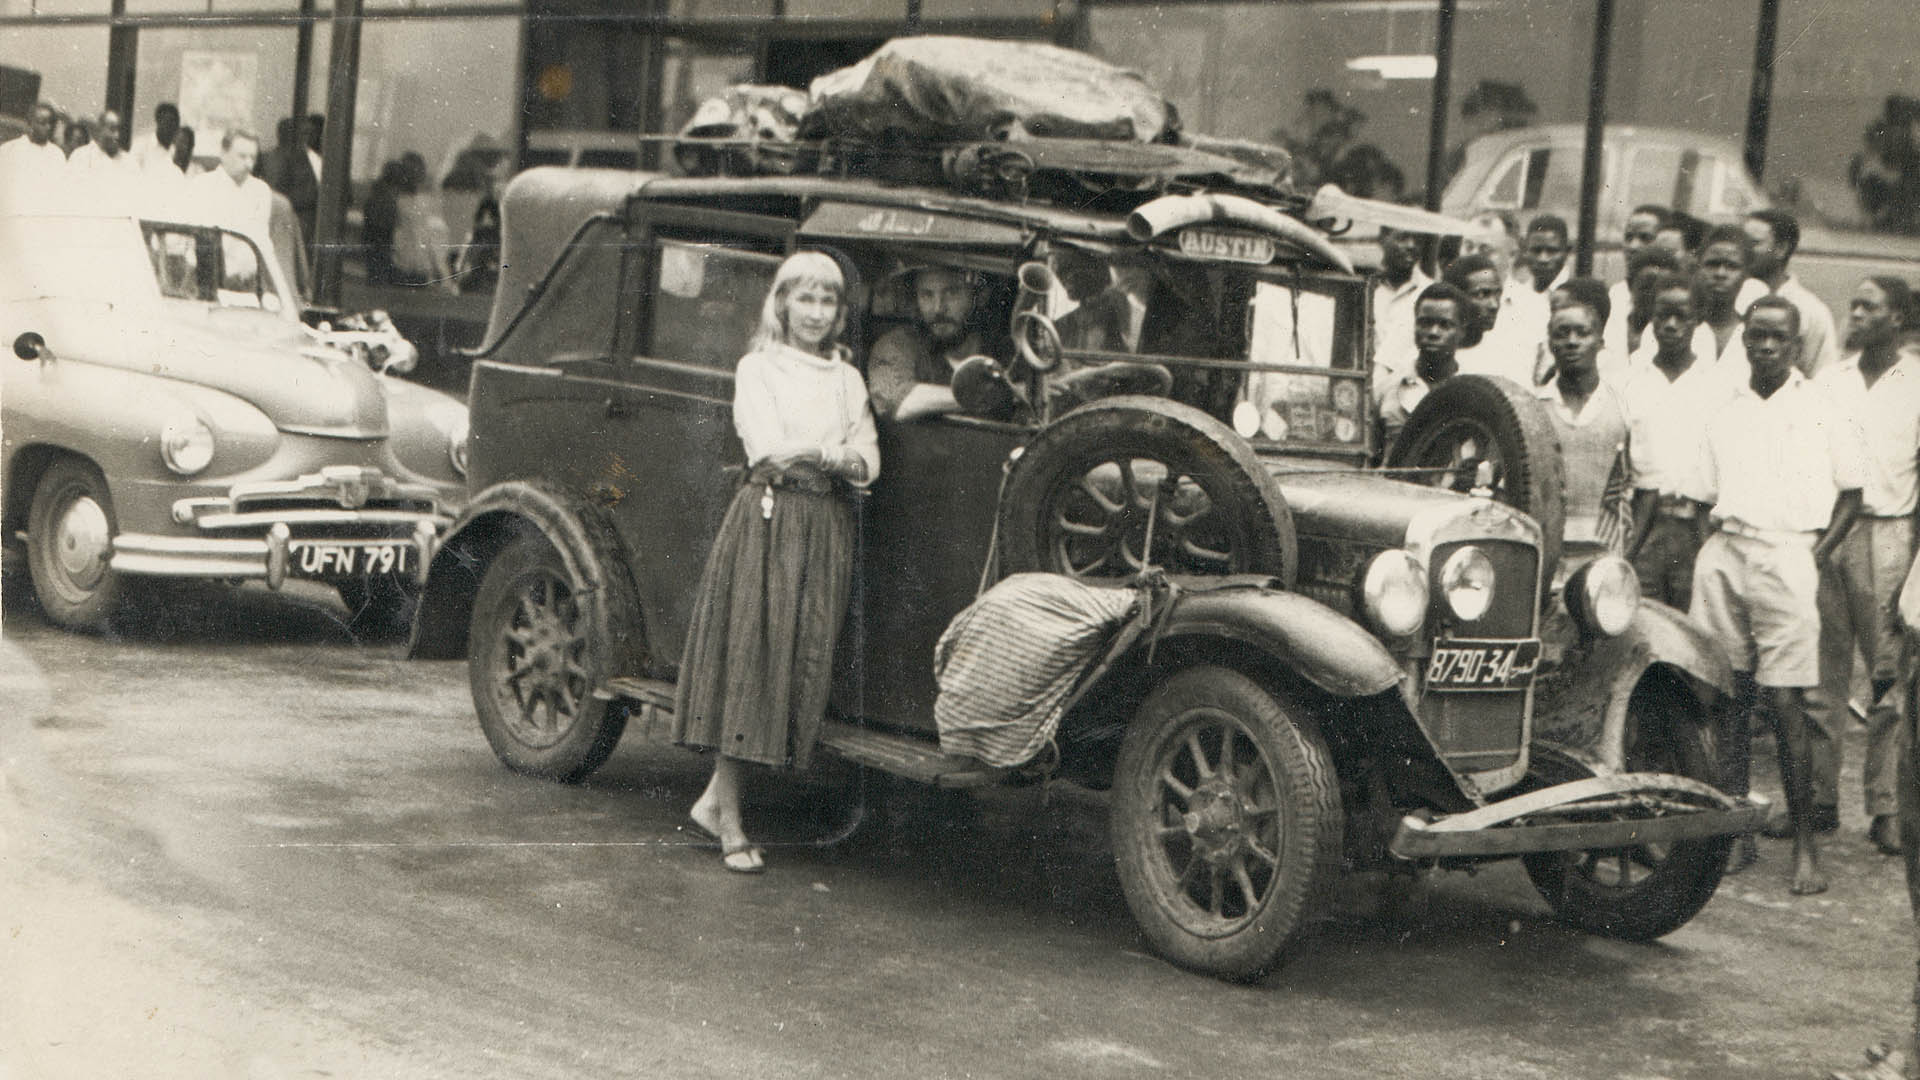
[[673, 251, 879, 873]]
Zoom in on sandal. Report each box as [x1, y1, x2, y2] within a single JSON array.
[[721, 843, 765, 874]]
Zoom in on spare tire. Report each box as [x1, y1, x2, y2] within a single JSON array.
[[998, 395, 1296, 585], [1383, 374, 1565, 581]]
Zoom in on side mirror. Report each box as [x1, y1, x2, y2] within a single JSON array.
[[13, 331, 48, 361], [950, 355, 1019, 421]]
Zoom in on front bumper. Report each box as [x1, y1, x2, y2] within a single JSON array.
[[1389, 773, 1769, 860], [110, 466, 453, 588]]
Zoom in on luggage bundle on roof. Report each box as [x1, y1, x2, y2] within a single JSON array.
[[672, 37, 1299, 209]]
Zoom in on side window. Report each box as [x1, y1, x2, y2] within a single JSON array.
[[1625, 145, 1684, 212], [216, 231, 280, 313], [643, 240, 783, 370], [1484, 153, 1525, 208], [144, 226, 208, 301], [1701, 155, 1757, 216], [1521, 148, 1552, 209]]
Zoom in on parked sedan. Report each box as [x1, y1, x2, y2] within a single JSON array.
[[1, 211, 468, 632], [1440, 123, 1920, 316]]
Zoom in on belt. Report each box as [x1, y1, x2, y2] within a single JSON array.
[[1714, 516, 1816, 543], [746, 463, 837, 496]]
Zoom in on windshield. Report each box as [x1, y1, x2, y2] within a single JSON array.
[[1044, 245, 1368, 454], [0, 215, 282, 314]]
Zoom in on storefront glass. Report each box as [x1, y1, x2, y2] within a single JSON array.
[[6, 25, 110, 117], [132, 25, 300, 155]]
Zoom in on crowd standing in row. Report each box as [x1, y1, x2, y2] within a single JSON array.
[[0, 99, 502, 300]]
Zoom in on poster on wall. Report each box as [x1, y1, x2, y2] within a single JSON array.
[[178, 50, 257, 148]]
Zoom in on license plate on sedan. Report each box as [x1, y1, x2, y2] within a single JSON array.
[[1425, 638, 1541, 692], [289, 540, 414, 578]]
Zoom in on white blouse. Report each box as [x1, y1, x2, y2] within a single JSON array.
[[733, 343, 881, 486]]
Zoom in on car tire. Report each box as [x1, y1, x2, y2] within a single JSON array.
[[27, 458, 125, 633], [1111, 665, 1343, 981], [998, 395, 1297, 584], [1521, 680, 1731, 942], [1383, 374, 1565, 581], [469, 533, 628, 782], [337, 574, 419, 638]]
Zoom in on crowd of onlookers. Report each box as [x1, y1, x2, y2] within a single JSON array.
[[0, 99, 505, 301]]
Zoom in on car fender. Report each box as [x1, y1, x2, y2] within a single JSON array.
[[1155, 584, 1405, 699], [1532, 599, 1733, 771], [409, 478, 646, 671]]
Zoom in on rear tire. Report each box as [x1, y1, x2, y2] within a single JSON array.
[[469, 534, 627, 782], [1111, 665, 1343, 981]]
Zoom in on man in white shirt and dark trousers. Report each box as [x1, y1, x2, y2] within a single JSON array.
[[1625, 271, 1737, 607], [1371, 225, 1431, 363], [1693, 296, 1867, 896], [1807, 276, 1920, 856]]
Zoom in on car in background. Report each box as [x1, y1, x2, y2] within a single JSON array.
[[1, 211, 470, 633], [1441, 123, 1920, 315]]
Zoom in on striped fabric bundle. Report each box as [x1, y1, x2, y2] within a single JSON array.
[[933, 573, 1144, 767]]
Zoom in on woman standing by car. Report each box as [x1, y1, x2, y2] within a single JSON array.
[[673, 251, 879, 873]]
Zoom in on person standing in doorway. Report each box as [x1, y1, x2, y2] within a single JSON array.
[[672, 252, 879, 873]]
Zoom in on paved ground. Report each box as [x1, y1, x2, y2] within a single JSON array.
[[1, 576, 1914, 1080]]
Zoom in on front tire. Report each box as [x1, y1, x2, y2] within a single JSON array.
[[1522, 681, 1731, 941], [27, 458, 124, 633], [469, 534, 627, 782], [1111, 666, 1343, 981]]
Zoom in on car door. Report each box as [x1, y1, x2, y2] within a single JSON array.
[[615, 205, 794, 669]]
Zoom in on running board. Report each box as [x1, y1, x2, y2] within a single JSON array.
[[601, 677, 1006, 789]]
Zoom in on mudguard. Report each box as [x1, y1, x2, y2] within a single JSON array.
[[1155, 581, 1404, 699], [1532, 598, 1734, 772], [408, 478, 647, 673]]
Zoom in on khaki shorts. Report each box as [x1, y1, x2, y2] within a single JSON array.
[[1689, 530, 1821, 687]]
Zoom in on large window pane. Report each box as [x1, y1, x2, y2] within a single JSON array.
[[6, 26, 110, 118], [133, 26, 299, 156], [352, 16, 517, 183], [782, 0, 902, 20], [1768, 0, 1920, 235]]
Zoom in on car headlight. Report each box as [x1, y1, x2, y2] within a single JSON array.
[[1567, 555, 1640, 637], [448, 410, 470, 476], [160, 412, 215, 475], [1439, 546, 1496, 622], [1362, 549, 1428, 638]]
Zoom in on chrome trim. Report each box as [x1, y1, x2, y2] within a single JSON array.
[[109, 526, 434, 583], [170, 465, 452, 526]]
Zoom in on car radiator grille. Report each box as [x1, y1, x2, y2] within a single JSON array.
[[1419, 538, 1538, 774]]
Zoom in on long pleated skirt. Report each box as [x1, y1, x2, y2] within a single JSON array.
[[671, 482, 854, 771]]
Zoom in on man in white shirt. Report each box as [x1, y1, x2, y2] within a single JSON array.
[[1808, 276, 1920, 856], [1444, 254, 1533, 387], [66, 109, 131, 173], [190, 128, 273, 240], [1374, 282, 1469, 446], [1744, 209, 1840, 377], [1371, 225, 1430, 361], [132, 102, 182, 174], [1511, 214, 1571, 342], [1624, 272, 1739, 607], [0, 102, 67, 170], [1693, 296, 1867, 896], [1536, 293, 1628, 558]]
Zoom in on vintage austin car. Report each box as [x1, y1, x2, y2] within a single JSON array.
[[1, 211, 469, 632], [410, 148, 1763, 981]]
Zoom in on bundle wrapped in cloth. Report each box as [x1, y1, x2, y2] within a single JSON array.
[[803, 36, 1178, 145], [933, 573, 1149, 768]]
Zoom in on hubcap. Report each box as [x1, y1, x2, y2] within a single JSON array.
[[53, 494, 111, 587], [1148, 714, 1281, 932]]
